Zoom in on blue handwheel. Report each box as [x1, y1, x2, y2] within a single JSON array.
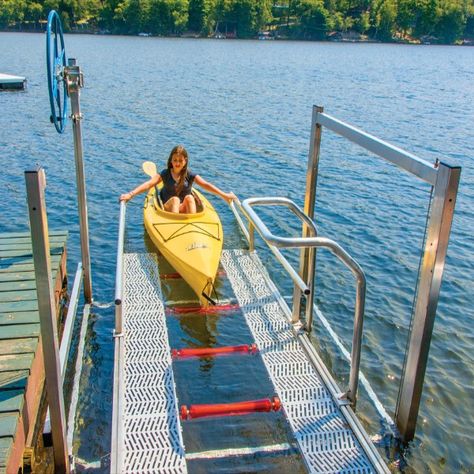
[[46, 10, 68, 133]]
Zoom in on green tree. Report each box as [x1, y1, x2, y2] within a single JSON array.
[[414, 0, 437, 36], [188, 0, 205, 30], [0, 0, 23, 26], [293, 0, 331, 38], [372, 0, 397, 40], [434, 0, 466, 42], [26, 1, 43, 28], [355, 9, 370, 32], [397, 0, 416, 35]]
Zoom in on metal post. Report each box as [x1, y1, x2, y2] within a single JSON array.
[[249, 223, 255, 252], [115, 201, 127, 335], [304, 246, 316, 330], [25, 167, 70, 473], [293, 105, 324, 323], [65, 58, 92, 303], [395, 162, 461, 442]]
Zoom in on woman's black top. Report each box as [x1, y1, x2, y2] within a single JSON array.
[[159, 168, 196, 203]]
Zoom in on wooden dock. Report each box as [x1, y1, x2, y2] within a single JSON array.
[[0, 230, 67, 474], [0, 74, 26, 91]]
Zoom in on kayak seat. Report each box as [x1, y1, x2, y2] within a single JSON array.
[[154, 186, 165, 210], [193, 191, 204, 213]]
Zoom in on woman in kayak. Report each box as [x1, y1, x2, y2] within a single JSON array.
[[120, 145, 236, 213]]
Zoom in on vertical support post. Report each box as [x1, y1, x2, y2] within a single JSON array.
[[65, 58, 93, 303], [114, 201, 127, 335], [248, 223, 255, 252], [25, 167, 70, 473], [293, 105, 323, 325], [304, 246, 316, 330], [395, 162, 461, 442]]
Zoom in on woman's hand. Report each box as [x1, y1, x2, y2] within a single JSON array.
[[119, 191, 134, 202], [223, 191, 237, 203]]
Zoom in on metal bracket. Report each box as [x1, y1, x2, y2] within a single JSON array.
[[337, 391, 352, 407], [70, 112, 84, 122], [64, 61, 84, 94]]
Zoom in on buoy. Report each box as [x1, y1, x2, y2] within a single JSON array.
[[171, 344, 258, 359], [180, 396, 281, 420]]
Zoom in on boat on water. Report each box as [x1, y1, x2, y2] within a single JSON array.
[[143, 180, 223, 307]]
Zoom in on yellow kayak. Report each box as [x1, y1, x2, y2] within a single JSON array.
[[143, 185, 223, 307]]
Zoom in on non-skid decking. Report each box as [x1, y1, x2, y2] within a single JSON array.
[[0, 230, 67, 474], [112, 250, 389, 473]]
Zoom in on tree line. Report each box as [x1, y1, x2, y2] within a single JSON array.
[[1, 0, 473, 44]]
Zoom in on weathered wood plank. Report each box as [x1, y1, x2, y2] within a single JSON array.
[[0, 236, 67, 247], [0, 274, 36, 284], [0, 240, 66, 251], [0, 354, 34, 373], [0, 339, 38, 356], [0, 230, 67, 239], [0, 413, 18, 437], [0, 312, 39, 326], [0, 290, 38, 303], [0, 247, 64, 258], [0, 301, 37, 313], [0, 281, 35, 292], [0, 325, 39, 340], [0, 391, 23, 414], [0, 437, 12, 468], [0, 255, 62, 272], [0, 371, 28, 391]]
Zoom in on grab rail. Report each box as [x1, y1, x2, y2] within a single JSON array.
[[239, 196, 366, 405], [231, 199, 311, 296], [114, 200, 127, 335]]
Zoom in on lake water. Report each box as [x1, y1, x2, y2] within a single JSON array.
[[1, 32, 473, 472]]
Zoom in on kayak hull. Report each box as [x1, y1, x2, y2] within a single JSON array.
[[143, 188, 223, 306]]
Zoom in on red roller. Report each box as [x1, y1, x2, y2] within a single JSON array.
[[166, 303, 240, 315], [180, 396, 281, 420], [161, 270, 227, 280], [160, 272, 182, 279], [171, 344, 258, 359]]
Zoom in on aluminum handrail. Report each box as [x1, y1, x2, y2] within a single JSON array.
[[114, 200, 127, 335], [232, 199, 311, 295], [229, 199, 250, 243], [241, 196, 366, 405], [316, 111, 438, 186]]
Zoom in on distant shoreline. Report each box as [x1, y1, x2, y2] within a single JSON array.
[[1, 27, 472, 46]]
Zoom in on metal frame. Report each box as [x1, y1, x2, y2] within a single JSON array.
[[394, 162, 461, 440], [240, 197, 366, 406], [25, 167, 70, 472], [111, 200, 127, 472], [44, 262, 84, 437], [64, 58, 93, 303], [59, 262, 83, 378], [310, 106, 461, 441]]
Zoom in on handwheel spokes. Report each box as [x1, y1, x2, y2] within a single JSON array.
[[46, 10, 67, 133]]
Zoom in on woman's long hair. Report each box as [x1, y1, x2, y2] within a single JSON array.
[[167, 145, 189, 195]]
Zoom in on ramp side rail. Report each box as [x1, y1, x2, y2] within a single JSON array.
[[114, 200, 127, 335], [111, 200, 127, 472], [233, 197, 366, 406]]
